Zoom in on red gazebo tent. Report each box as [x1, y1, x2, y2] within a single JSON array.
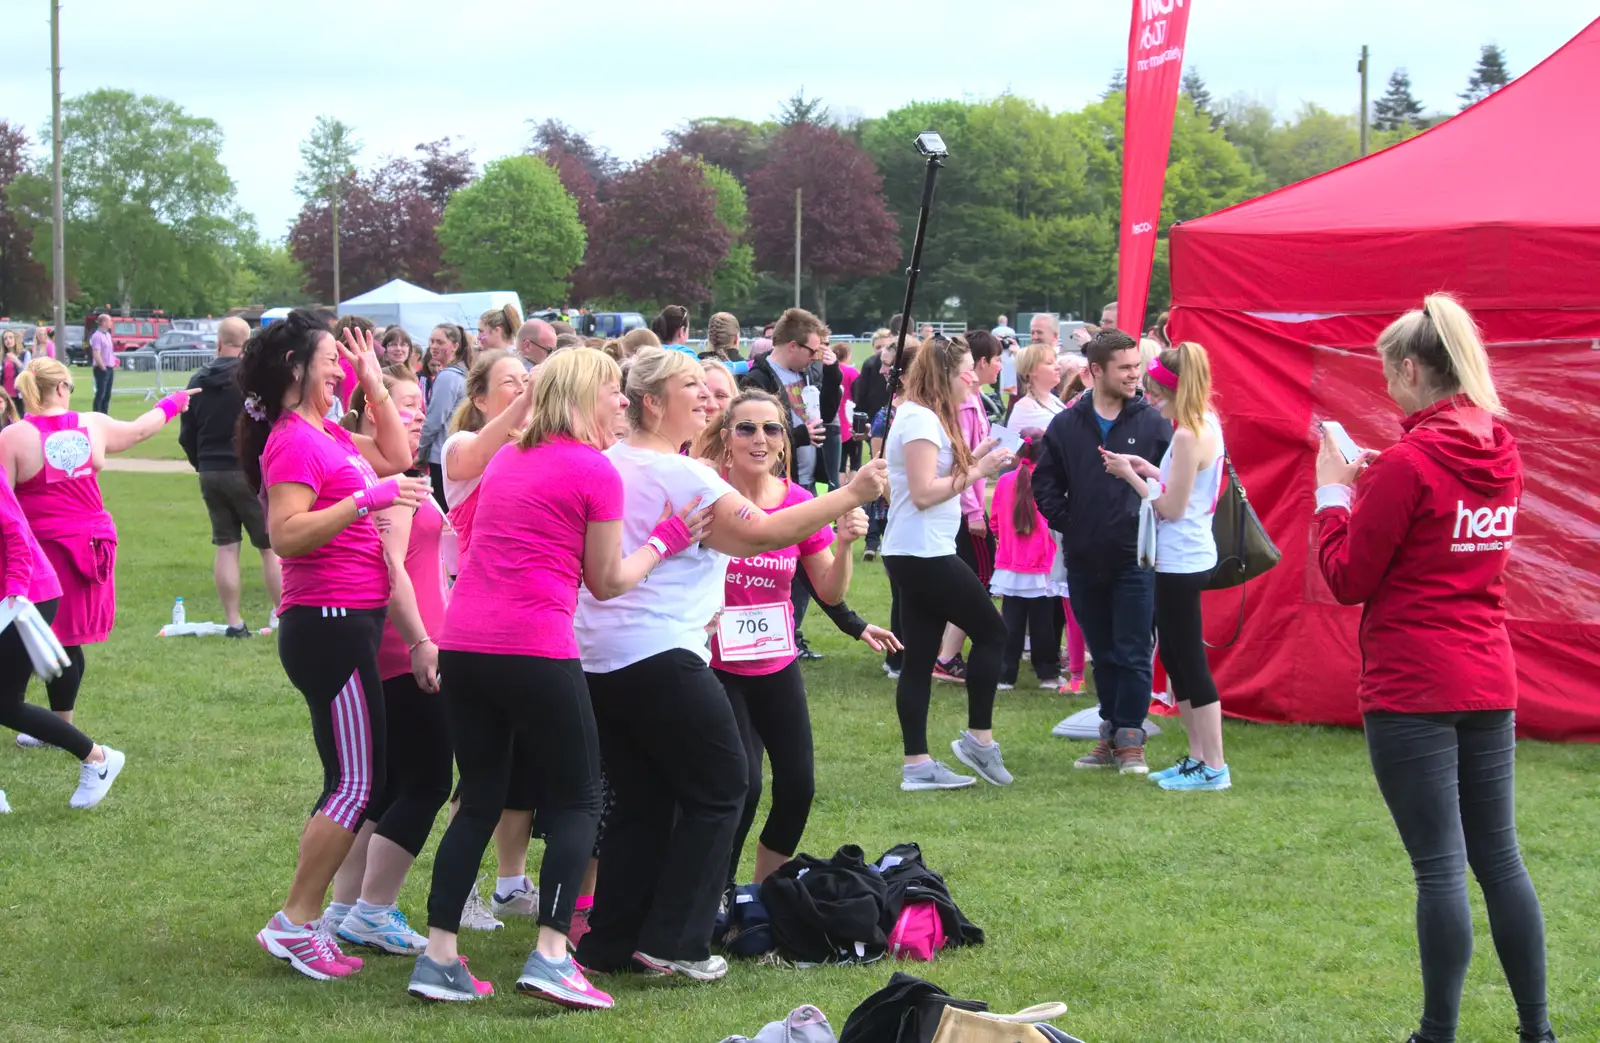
[[1167, 16, 1600, 741]]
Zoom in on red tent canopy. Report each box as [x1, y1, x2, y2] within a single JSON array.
[[1167, 17, 1600, 742]]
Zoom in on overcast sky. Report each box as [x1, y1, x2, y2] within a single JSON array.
[[3, 1, 1593, 238]]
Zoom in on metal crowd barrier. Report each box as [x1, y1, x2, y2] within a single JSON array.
[[108, 349, 218, 401]]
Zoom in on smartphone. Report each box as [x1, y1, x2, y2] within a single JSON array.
[[1320, 421, 1363, 465]]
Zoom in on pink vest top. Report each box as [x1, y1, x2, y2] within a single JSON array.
[[376, 497, 450, 680], [15, 413, 110, 539]]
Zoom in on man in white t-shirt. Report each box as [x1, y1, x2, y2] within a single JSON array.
[[992, 315, 1019, 398], [991, 314, 1016, 340]]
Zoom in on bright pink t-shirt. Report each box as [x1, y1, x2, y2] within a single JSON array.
[[990, 464, 1056, 575], [0, 463, 61, 603], [439, 436, 623, 659], [837, 365, 859, 429], [261, 412, 389, 610], [376, 497, 449, 680], [711, 481, 834, 677]]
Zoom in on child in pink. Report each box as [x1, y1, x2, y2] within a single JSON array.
[[988, 437, 1070, 691]]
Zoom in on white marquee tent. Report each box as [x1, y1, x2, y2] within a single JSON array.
[[338, 279, 470, 341]]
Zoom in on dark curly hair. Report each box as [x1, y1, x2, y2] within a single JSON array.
[[235, 309, 335, 493]]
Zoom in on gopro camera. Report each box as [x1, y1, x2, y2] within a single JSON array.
[[915, 131, 948, 158]]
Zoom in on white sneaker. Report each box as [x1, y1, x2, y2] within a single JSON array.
[[0, 789, 10, 813], [460, 876, 504, 931], [16, 733, 48, 749], [491, 882, 539, 918], [996, 682, 1015, 691], [70, 747, 126, 808]]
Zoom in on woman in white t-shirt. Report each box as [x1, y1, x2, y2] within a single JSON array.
[[1102, 342, 1228, 792], [573, 347, 885, 982], [1005, 342, 1066, 434], [882, 338, 1016, 793]]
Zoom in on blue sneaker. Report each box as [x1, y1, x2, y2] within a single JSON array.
[[339, 904, 428, 954], [1149, 756, 1199, 783], [1159, 762, 1232, 791]]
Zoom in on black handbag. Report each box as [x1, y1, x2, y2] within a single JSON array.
[[1204, 453, 1281, 647]]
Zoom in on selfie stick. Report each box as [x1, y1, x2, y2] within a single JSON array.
[[885, 131, 948, 411]]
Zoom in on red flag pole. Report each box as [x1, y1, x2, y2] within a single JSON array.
[[1116, 0, 1194, 336]]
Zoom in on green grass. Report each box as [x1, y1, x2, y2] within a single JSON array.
[[58, 362, 189, 460], [0, 472, 1594, 1042]]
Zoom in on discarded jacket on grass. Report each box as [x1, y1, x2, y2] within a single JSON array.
[[760, 844, 889, 964]]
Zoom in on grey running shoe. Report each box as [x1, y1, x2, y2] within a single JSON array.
[[16, 733, 48, 749], [900, 759, 977, 792], [461, 876, 504, 931], [407, 954, 488, 1002], [951, 732, 1013, 786], [338, 904, 428, 954], [632, 950, 728, 981], [516, 950, 614, 1008]]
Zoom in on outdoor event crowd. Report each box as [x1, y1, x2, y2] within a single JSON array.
[[0, 293, 1558, 1043]]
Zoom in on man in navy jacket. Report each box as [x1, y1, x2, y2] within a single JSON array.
[[1032, 329, 1171, 772]]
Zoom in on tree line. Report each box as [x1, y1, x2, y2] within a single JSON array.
[[0, 45, 1513, 331]]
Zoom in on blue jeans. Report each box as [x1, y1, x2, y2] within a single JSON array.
[[92, 365, 114, 413], [1067, 563, 1155, 731], [820, 423, 841, 491]]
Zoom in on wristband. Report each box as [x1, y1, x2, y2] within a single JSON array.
[[156, 392, 188, 422], [646, 537, 669, 560], [352, 478, 400, 518], [409, 636, 431, 653], [648, 514, 695, 558]]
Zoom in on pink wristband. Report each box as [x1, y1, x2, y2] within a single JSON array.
[[648, 514, 694, 558], [353, 478, 399, 517], [156, 392, 188, 422]]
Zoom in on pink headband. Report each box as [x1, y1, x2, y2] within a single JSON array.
[[1147, 357, 1179, 392]]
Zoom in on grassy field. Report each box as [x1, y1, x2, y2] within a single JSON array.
[[0, 472, 1594, 1043], [58, 361, 191, 460]]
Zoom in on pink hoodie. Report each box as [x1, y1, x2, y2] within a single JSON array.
[[957, 391, 990, 523], [990, 461, 1055, 575]]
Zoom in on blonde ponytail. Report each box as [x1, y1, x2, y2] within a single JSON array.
[[1161, 341, 1212, 437], [17, 357, 71, 415], [1376, 294, 1503, 416]]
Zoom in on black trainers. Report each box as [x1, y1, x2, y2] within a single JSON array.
[[932, 653, 967, 683], [795, 635, 823, 661], [225, 624, 254, 639]]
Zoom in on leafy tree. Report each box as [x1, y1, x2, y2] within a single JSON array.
[[54, 89, 244, 314], [700, 163, 756, 314], [746, 123, 899, 322], [525, 119, 617, 190], [231, 232, 310, 307], [778, 89, 830, 128], [1460, 44, 1511, 109], [289, 156, 448, 299], [586, 151, 728, 308], [1261, 103, 1360, 188], [0, 121, 50, 316], [540, 147, 602, 301], [667, 118, 768, 184], [438, 155, 585, 307], [1216, 95, 1277, 179], [1372, 69, 1425, 131], [294, 115, 361, 302], [413, 137, 475, 208]]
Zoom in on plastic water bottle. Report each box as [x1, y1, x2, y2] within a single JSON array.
[[800, 384, 822, 425], [171, 597, 185, 626]]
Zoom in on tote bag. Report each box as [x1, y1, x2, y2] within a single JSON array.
[[1204, 453, 1281, 649]]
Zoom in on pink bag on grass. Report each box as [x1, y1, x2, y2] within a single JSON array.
[[887, 899, 946, 961]]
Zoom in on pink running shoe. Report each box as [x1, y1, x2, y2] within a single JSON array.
[[516, 951, 615, 1009], [460, 957, 495, 997], [258, 912, 356, 980], [1062, 673, 1085, 696], [311, 917, 364, 972]]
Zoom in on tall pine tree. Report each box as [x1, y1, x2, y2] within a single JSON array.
[[1103, 68, 1126, 97], [1372, 69, 1425, 131], [1181, 68, 1220, 128], [1459, 44, 1511, 109]]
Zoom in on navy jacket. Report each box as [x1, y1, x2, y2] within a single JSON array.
[[1032, 392, 1171, 571]]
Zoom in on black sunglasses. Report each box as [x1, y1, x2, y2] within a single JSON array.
[[732, 421, 786, 439]]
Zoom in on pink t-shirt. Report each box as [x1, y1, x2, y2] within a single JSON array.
[[710, 481, 834, 677], [0, 463, 61, 603], [376, 497, 450, 680], [439, 436, 623, 659], [837, 365, 859, 429], [261, 412, 389, 610]]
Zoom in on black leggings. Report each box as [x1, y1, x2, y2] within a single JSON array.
[[1154, 570, 1219, 709], [1000, 595, 1061, 685], [882, 554, 1006, 756], [427, 651, 599, 935], [0, 599, 93, 760], [576, 650, 746, 969], [376, 672, 453, 857], [45, 644, 86, 712], [717, 660, 814, 888], [1364, 710, 1551, 1043], [277, 606, 387, 833]]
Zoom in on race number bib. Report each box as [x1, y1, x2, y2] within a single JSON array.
[[717, 601, 796, 663]]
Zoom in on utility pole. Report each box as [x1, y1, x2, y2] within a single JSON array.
[[793, 188, 802, 309], [1358, 45, 1370, 157], [50, 0, 66, 341]]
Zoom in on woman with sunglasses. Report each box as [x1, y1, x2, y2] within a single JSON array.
[[700, 391, 896, 890], [573, 348, 886, 981]]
